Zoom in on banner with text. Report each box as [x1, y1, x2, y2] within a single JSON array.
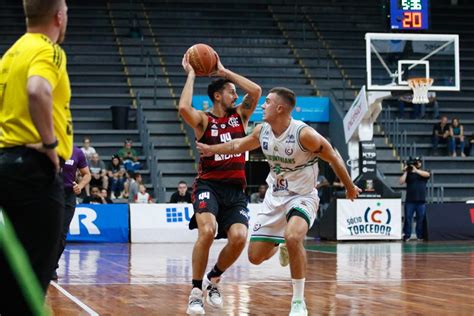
[[343, 86, 368, 143], [130, 203, 261, 243], [66, 204, 129, 243], [337, 199, 402, 240]]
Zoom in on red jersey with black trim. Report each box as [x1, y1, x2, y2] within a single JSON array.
[[196, 109, 246, 187]]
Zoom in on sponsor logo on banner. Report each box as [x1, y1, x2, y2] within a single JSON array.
[[67, 204, 129, 243], [130, 203, 263, 243], [345, 202, 392, 236], [166, 206, 192, 223], [337, 199, 401, 240], [362, 152, 376, 159], [69, 207, 100, 235], [343, 86, 368, 143]]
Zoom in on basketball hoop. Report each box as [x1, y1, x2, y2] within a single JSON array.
[[408, 77, 434, 104]]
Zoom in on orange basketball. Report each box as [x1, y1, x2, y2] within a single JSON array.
[[186, 43, 217, 76]]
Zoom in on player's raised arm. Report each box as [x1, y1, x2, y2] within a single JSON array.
[[299, 127, 361, 200], [210, 54, 261, 125], [196, 124, 262, 156], [178, 53, 207, 134]]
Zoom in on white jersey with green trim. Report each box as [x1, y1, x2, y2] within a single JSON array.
[[259, 119, 319, 196]]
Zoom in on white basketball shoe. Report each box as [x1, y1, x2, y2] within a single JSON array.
[[203, 275, 223, 308]]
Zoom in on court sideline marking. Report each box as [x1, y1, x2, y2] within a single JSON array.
[[60, 276, 474, 286], [50, 281, 99, 316]]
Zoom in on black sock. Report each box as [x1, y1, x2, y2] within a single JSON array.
[[207, 264, 224, 280], [192, 279, 203, 290]]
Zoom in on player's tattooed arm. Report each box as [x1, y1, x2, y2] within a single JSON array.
[[237, 89, 261, 126], [242, 94, 252, 110]]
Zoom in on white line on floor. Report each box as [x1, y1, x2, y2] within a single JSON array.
[[50, 281, 99, 316]]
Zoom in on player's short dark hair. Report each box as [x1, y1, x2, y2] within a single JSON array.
[[269, 87, 296, 108], [178, 181, 187, 186], [207, 78, 233, 102], [23, 0, 63, 27]]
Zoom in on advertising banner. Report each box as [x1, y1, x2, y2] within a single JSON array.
[[66, 204, 129, 243], [359, 141, 377, 178], [343, 86, 368, 143], [192, 96, 329, 123], [426, 203, 474, 240], [336, 199, 402, 240], [130, 203, 261, 243]]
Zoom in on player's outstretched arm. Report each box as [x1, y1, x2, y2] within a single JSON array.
[[178, 54, 206, 133], [196, 124, 262, 156], [299, 127, 361, 200]]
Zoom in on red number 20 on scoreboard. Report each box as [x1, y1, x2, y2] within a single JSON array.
[[402, 12, 422, 28]]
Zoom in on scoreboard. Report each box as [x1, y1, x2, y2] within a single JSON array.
[[390, 0, 429, 30]]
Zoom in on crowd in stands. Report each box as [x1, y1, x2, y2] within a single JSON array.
[[432, 116, 473, 157], [77, 137, 149, 204]]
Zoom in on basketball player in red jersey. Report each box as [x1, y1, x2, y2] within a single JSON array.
[[179, 52, 261, 315]]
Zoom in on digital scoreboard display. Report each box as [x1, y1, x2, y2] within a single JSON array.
[[390, 0, 429, 30]]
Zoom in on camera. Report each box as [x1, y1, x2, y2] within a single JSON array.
[[404, 156, 421, 172]]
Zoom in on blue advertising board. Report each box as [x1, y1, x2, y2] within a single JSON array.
[[67, 204, 129, 242], [192, 95, 329, 122]]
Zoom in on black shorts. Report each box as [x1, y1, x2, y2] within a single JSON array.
[[189, 179, 249, 239]]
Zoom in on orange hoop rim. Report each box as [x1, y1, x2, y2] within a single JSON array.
[[408, 77, 434, 85]]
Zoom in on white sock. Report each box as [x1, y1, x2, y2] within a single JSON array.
[[292, 278, 305, 301]]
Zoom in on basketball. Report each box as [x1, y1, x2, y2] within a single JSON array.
[[186, 43, 217, 76]]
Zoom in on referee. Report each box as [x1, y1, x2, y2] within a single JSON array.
[[0, 0, 72, 314]]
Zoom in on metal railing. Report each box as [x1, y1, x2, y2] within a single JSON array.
[[141, 38, 158, 106], [135, 93, 165, 201], [426, 170, 444, 203], [381, 107, 421, 161]]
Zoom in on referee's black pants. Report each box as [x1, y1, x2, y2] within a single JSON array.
[[55, 188, 77, 271], [0, 147, 64, 315]]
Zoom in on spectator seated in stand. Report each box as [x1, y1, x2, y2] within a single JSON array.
[[80, 137, 96, 162], [116, 138, 141, 172], [87, 153, 108, 196], [134, 184, 153, 203], [100, 189, 113, 204], [108, 155, 126, 199], [124, 172, 142, 203], [82, 186, 107, 204], [250, 184, 268, 204], [431, 116, 450, 156], [169, 180, 192, 203], [398, 92, 438, 119], [449, 117, 466, 157]]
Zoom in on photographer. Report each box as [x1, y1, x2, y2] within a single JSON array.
[[399, 157, 430, 241]]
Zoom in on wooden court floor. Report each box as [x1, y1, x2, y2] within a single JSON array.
[[46, 240, 474, 315]]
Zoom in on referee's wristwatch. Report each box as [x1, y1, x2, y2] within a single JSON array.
[[43, 139, 58, 150]]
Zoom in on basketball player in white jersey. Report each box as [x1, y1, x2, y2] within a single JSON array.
[[196, 87, 361, 316]]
